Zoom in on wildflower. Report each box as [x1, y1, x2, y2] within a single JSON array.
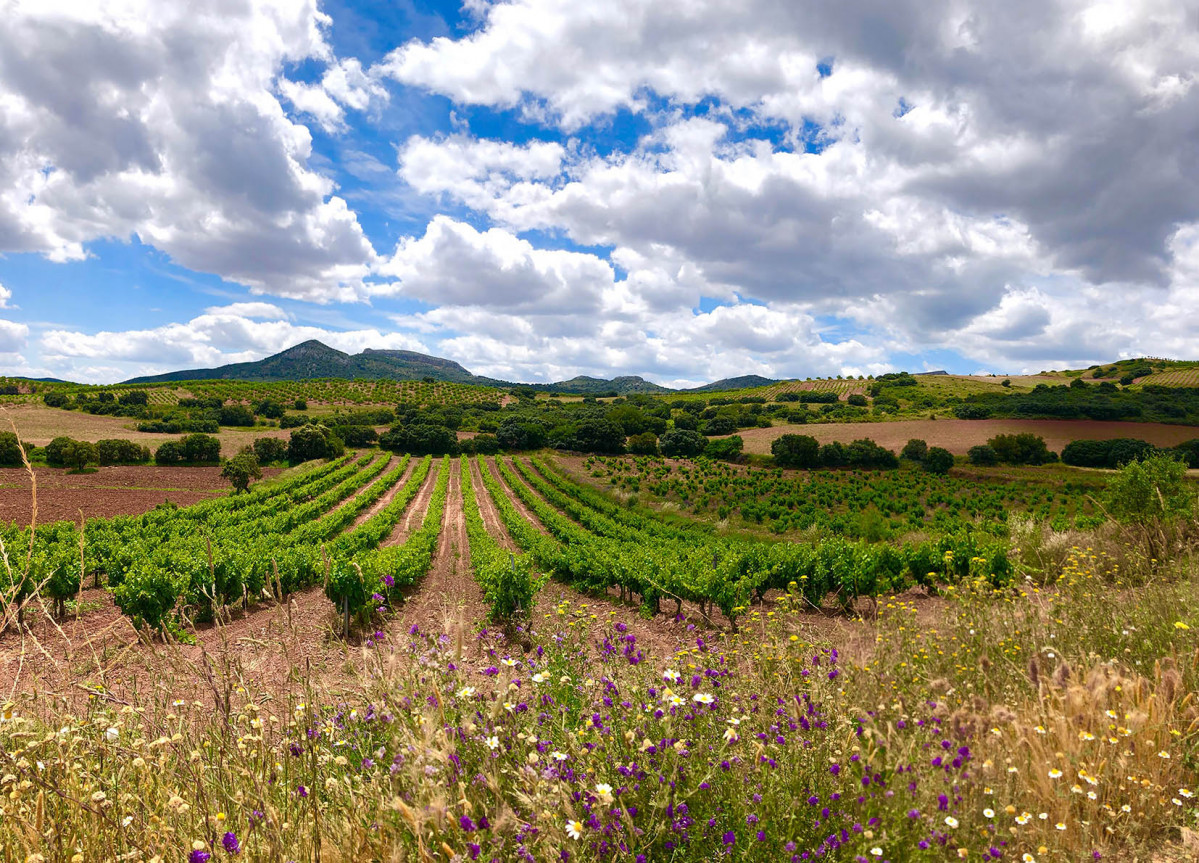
[[1157, 750, 1171, 759], [189, 852, 211, 863], [551, 751, 568, 762], [104, 727, 119, 743], [502, 658, 518, 667], [1016, 812, 1032, 825], [870, 849, 883, 857], [531, 673, 547, 684], [1049, 768, 1063, 779], [723, 831, 736, 846], [1180, 788, 1194, 798], [1056, 823, 1066, 831], [485, 736, 499, 751], [1034, 726, 1046, 735], [1022, 856, 1036, 863], [692, 692, 715, 705], [663, 669, 680, 683], [222, 832, 241, 855], [1174, 621, 1190, 630], [457, 687, 476, 699], [983, 808, 995, 819], [945, 816, 959, 829], [595, 783, 613, 803], [566, 820, 583, 840]]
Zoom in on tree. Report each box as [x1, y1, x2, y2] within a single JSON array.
[[771, 433, 820, 469], [252, 437, 289, 465], [901, 439, 928, 462], [288, 424, 346, 463], [97, 439, 151, 465], [845, 438, 899, 469], [64, 440, 99, 473], [117, 390, 149, 407], [987, 433, 1057, 465], [218, 404, 256, 427], [704, 435, 743, 461], [45, 436, 77, 467], [847, 393, 868, 407], [180, 433, 222, 463], [659, 429, 706, 458], [43, 392, 69, 408], [496, 418, 547, 451], [967, 445, 999, 466], [923, 447, 955, 474], [222, 450, 263, 493], [627, 432, 659, 455], [293, 398, 308, 411], [1103, 454, 1194, 563], [155, 441, 183, 465], [253, 399, 286, 419]]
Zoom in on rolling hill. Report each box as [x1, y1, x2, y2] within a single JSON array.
[[123, 340, 766, 394]]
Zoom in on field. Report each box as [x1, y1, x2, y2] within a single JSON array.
[[0, 402, 288, 456], [729, 417, 1199, 454], [2, 434, 1199, 860]]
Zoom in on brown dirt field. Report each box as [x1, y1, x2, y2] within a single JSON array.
[[484, 457, 550, 536], [0, 464, 285, 526], [730, 418, 1199, 455], [468, 457, 516, 551], [0, 403, 289, 457], [383, 459, 439, 546], [351, 457, 416, 528]]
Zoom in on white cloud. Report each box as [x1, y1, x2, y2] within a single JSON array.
[[0, 318, 29, 353], [0, 283, 11, 308], [0, 0, 378, 301], [39, 302, 428, 382]]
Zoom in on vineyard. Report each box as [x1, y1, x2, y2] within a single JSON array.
[[582, 455, 1104, 536]]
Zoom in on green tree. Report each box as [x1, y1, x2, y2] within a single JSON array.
[[288, 424, 346, 463], [64, 440, 99, 473], [659, 429, 706, 458], [221, 450, 263, 493], [627, 432, 659, 455], [1103, 454, 1194, 564], [967, 444, 999, 466], [923, 447, 955, 475], [771, 433, 820, 468], [901, 438, 928, 462]]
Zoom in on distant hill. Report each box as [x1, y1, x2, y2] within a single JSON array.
[[124, 340, 676, 394], [687, 375, 779, 392]]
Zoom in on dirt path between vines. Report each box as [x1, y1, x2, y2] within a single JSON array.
[[382, 460, 438, 545], [468, 457, 516, 551], [390, 459, 488, 640], [351, 456, 415, 528], [326, 453, 390, 517]]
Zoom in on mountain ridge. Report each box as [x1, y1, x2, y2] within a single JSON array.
[[123, 339, 780, 394]]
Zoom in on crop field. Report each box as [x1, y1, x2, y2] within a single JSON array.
[[575, 455, 1105, 536], [730, 417, 1199, 454], [2, 440, 1198, 861], [1137, 369, 1199, 388]]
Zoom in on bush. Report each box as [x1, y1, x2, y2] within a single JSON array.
[[254, 399, 286, 420], [96, 439, 151, 465], [967, 445, 999, 466], [333, 424, 379, 447], [279, 413, 310, 429], [466, 434, 501, 455], [379, 423, 458, 456], [551, 418, 626, 454], [923, 447, 955, 474], [627, 432, 660, 456], [0, 431, 29, 466], [221, 450, 262, 493], [699, 416, 737, 436], [251, 437, 289, 465], [44, 436, 78, 467], [1061, 438, 1155, 469], [846, 394, 868, 407], [293, 398, 308, 411], [672, 412, 699, 431], [772, 434, 820, 469], [901, 439, 928, 461], [288, 424, 346, 463], [799, 391, 839, 404], [218, 404, 256, 427], [659, 429, 707, 458], [117, 390, 149, 407], [704, 435, 743, 461], [987, 433, 1057, 465], [180, 433, 221, 464], [154, 441, 182, 465], [43, 392, 69, 408], [496, 418, 547, 451], [845, 438, 898, 469], [818, 441, 847, 468], [63, 440, 99, 472], [775, 391, 801, 402], [953, 404, 993, 419]]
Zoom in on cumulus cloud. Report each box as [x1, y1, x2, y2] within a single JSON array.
[[0, 0, 378, 301], [0, 318, 29, 353], [0, 282, 11, 308], [40, 302, 428, 382]]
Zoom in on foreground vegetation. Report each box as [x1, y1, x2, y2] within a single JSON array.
[[2, 546, 1198, 861]]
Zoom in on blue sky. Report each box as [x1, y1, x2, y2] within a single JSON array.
[[1, 0, 1197, 384]]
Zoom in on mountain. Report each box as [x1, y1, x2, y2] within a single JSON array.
[[687, 375, 780, 392], [124, 340, 778, 394]]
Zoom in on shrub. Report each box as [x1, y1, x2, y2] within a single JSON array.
[[96, 439, 151, 465], [799, 391, 839, 404], [251, 437, 289, 465], [1061, 438, 1155, 469], [627, 432, 659, 456], [846, 393, 868, 407], [44, 436, 78, 467], [818, 441, 847, 468], [333, 424, 379, 447], [496, 418, 547, 451], [658, 429, 707, 458], [117, 390, 149, 407], [0, 432, 29, 467], [703, 435, 743, 462], [288, 424, 346, 463], [775, 391, 801, 402], [63, 440, 99, 472], [467, 434, 501, 455], [218, 404, 256, 427], [180, 433, 222, 464], [154, 441, 182, 465], [253, 399, 286, 420], [771, 433, 820, 469], [379, 423, 458, 456], [293, 398, 308, 411], [845, 438, 898, 469], [901, 438, 928, 461], [672, 412, 699, 431], [279, 413, 310, 429], [988, 433, 1057, 465], [967, 444, 999, 466], [43, 392, 69, 408], [221, 450, 262, 493], [923, 446, 955, 474], [699, 416, 737, 436]]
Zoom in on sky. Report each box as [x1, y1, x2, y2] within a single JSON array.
[[0, 0, 1197, 386]]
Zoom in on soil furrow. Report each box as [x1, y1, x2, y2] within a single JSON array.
[[468, 457, 516, 551], [351, 456, 415, 529], [484, 456, 550, 536], [381, 462, 437, 546]]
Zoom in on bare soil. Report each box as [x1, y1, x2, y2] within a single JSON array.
[[351, 457, 416, 529], [731, 418, 1199, 455], [383, 462, 438, 546], [0, 464, 285, 526]]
